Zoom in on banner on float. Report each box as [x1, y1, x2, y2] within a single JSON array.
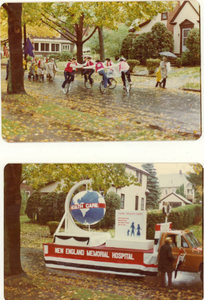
[[115, 210, 147, 240]]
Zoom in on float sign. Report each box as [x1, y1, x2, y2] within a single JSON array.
[[115, 210, 147, 240]]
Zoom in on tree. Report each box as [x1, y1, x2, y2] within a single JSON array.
[[2, 3, 25, 94], [97, 192, 121, 229], [176, 184, 186, 198], [39, 1, 175, 63], [142, 163, 160, 209], [22, 163, 139, 194], [86, 23, 129, 60], [186, 164, 203, 203], [4, 164, 23, 275]]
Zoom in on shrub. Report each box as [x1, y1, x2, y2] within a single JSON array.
[[181, 28, 200, 66], [47, 221, 60, 235], [49, 53, 60, 60], [146, 58, 161, 74], [176, 58, 182, 68], [120, 33, 135, 59], [131, 23, 174, 63], [59, 51, 73, 61], [26, 192, 66, 224], [20, 190, 29, 215], [25, 192, 42, 221], [146, 204, 202, 239], [127, 59, 140, 72]]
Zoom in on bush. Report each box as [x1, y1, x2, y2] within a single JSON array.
[[26, 192, 66, 224], [49, 53, 60, 60], [25, 192, 42, 221], [127, 59, 140, 72], [120, 33, 135, 59], [146, 58, 161, 74], [47, 221, 60, 235], [20, 191, 29, 215], [181, 28, 200, 66], [176, 58, 182, 68], [131, 23, 174, 63], [59, 51, 73, 62], [146, 204, 202, 239]]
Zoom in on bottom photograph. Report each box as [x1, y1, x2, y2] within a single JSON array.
[[4, 163, 203, 300]]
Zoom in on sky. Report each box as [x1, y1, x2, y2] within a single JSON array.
[[131, 163, 194, 176]]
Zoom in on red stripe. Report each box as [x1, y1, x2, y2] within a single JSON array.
[[155, 224, 161, 231], [70, 203, 106, 210], [44, 244, 157, 268]]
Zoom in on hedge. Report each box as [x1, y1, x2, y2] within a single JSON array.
[[146, 58, 161, 74], [146, 204, 202, 239], [127, 59, 140, 72]]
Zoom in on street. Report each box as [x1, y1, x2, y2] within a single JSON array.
[[24, 72, 201, 136]]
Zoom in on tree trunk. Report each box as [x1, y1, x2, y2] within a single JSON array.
[[4, 164, 23, 275], [98, 27, 105, 61], [6, 3, 25, 94]]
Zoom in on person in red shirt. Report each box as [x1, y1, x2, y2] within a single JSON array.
[[61, 58, 82, 93], [82, 56, 95, 84], [95, 59, 111, 90]]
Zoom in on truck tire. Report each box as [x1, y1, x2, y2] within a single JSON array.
[[200, 269, 203, 282]]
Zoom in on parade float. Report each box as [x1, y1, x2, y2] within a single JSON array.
[[43, 179, 203, 279]]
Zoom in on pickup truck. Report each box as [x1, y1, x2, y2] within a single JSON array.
[[158, 228, 203, 281], [44, 222, 203, 280]]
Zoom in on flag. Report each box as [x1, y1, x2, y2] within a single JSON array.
[[24, 38, 34, 57]]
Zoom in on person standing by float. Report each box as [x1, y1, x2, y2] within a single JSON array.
[[158, 237, 175, 287]]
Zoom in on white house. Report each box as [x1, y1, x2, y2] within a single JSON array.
[[130, 1, 200, 55], [169, 0, 199, 54], [158, 192, 193, 209], [158, 170, 195, 202], [30, 34, 75, 56], [38, 164, 150, 212], [108, 164, 150, 211]]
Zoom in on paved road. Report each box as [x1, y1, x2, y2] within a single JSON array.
[[2, 69, 202, 136]]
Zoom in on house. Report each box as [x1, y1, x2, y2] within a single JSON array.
[[30, 34, 75, 56], [158, 170, 195, 202], [158, 192, 193, 209], [108, 164, 150, 211], [130, 1, 200, 55], [38, 164, 150, 211], [20, 182, 34, 197]]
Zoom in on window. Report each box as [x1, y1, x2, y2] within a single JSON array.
[[121, 194, 125, 209], [135, 196, 139, 210], [140, 173, 142, 185], [136, 171, 139, 181], [41, 43, 49, 51], [62, 44, 70, 51], [161, 12, 168, 20], [51, 44, 60, 51], [141, 198, 145, 210], [34, 43, 39, 51]]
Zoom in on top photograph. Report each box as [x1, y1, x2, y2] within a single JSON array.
[[1, 1, 201, 142]]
